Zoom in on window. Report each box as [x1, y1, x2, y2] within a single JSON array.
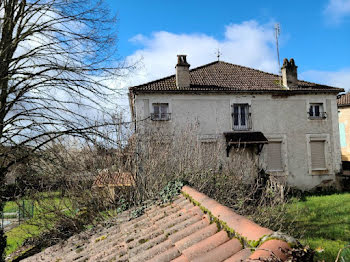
[[232, 104, 250, 130], [266, 141, 283, 171], [151, 103, 170, 121], [309, 103, 326, 119], [310, 140, 326, 170]]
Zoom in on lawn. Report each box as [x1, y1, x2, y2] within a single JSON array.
[[4, 192, 72, 256], [287, 192, 350, 261]]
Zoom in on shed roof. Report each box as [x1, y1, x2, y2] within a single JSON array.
[[93, 171, 134, 187], [129, 60, 343, 95], [24, 186, 294, 262]]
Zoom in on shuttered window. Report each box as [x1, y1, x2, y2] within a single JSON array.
[[266, 142, 283, 171], [310, 141, 326, 169]]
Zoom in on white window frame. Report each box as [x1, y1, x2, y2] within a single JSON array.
[[306, 134, 330, 174], [232, 103, 250, 130], [306, 99, 327, 121], [309, 103, 326, 119], [151, 103, 170, 121], [264, 135, 288, 173]]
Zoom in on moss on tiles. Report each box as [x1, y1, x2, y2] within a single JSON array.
[[75, 247, 84, 254], [138, 238, 149, 244], [181, 190, 291, 250], [95, 235, 107, 243]]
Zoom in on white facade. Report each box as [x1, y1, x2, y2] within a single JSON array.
[[132, 92, 342, 190]]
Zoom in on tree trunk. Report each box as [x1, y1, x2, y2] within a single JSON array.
[[0, 169, 6, 262]]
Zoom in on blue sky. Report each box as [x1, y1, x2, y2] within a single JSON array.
[[106, 0, 350, 94]]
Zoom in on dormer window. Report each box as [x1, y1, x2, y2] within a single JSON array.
[[151, 103, 171, 121], [309, 103, 326, 119]]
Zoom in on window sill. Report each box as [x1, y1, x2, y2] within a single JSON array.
[[310, 169, 329, 176], [232, 128, 252, 131], [151, 119, 171, 121], [308, 117, 327, 120]]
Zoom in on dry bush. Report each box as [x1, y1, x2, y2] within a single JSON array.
[[133, 123, 293, 231]]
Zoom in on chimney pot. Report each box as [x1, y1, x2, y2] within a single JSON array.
[[175, 55, 190, 89], [281, 58, 298, 88]]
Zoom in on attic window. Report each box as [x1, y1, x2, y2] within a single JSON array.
[[309, 103, 326, 119], [151, 103, 171, 121]]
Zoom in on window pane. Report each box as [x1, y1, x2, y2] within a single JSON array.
[[240, 106, 246, 126], [315, 105, 320, 116], [233, 106, 239, 126], [153, 105, 159, 114], [160, 104, 168, 114], [309, 106, 314, 117]]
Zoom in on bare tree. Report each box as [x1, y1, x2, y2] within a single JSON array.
[[0, 0, 126, 259]]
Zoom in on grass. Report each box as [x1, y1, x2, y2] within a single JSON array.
[[5, 223, 41, 256], [4, 192, 72, 256], [286, 192, 350, 261]]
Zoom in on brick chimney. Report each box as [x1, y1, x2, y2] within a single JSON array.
[[175, 55, 190, 89], [281, 58, 298, 88]]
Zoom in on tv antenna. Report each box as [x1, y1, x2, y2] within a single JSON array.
[[215, 48, 222, 61], [274, 23, 282, 85]]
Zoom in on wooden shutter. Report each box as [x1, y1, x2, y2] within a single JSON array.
[[267, 142, 283, 171], [310, 141, 326, 169]]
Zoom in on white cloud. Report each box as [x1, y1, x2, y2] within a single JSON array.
[[324, 0, 350, 24], [300, 69, 350, 92], [124, 20, 279, 89]]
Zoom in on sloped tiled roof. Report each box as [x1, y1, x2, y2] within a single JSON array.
[[129, 61, 343, 94], [338, 93, 350, 107], [24, 186, 295, 262], [93, 171, 134, 187]]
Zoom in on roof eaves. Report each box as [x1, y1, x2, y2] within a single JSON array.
[[131, 88, 343, 95], [338, 103, 350, 107]]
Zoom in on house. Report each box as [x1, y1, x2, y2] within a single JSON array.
[[23, 186, 296, 261], [337, 93, 350, 161], [129, 55, 344, 190]]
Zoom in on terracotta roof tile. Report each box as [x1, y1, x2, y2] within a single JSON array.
[[338, 92, 350, 106], [248, 239, 291, 261], [23, 187, 295, 262], [191, 238, 242, 262], [183, 185, 274, 241], [175, 223, 218, 252], [171, 254, 189, 262], [224, 248, 252, 262], [129, 60, 343, 94], [182, 231, 229, 260], [93, 171, 134, 187]]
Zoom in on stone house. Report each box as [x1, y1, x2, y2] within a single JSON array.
[[129, 55, 343, 190]]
